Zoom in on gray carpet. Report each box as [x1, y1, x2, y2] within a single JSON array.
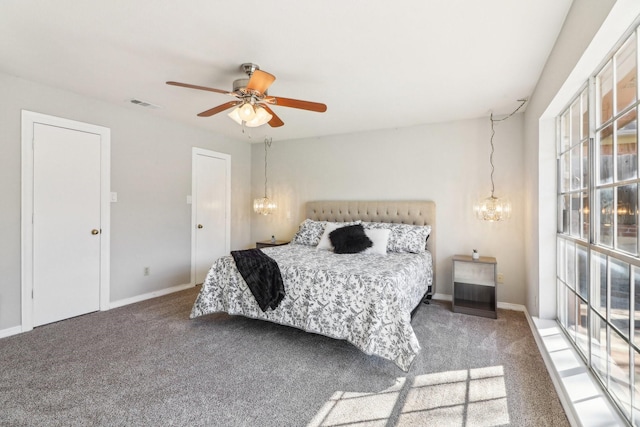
[[0, 286, 568, 426]]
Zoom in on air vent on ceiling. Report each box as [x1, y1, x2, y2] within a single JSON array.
[[129, 98, 161, 109]]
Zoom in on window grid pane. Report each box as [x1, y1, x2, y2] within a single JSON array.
[[568, 289, 577, 343], [583, 192, 590, 239], [572, 98, 581, 147], [610, 328, 632, 417], [571, 192, 582, 237], [560, 111, 570, 154], [592, 251, 608, 317], [616, 109, 639, 182], [591, 311, 608, 383], [559, 280, 568, 329], [599, 61, 613, 126], [616, 36, 637, 115], [582, 90, 590, 141], [597, 187, 614, 246], [578, 244, 588, 299], [577, 296, 590, 357], [610, 257, 631, 338], [558, 237, 567, 283], [617, 183, 638, 255], [566, 240, 576, 290], [598, 124, 614, 185], [562, 151, 571, 191]]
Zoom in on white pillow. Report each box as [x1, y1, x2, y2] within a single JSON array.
[[316, 223, 341, 250], [363, 228, 391, 255]]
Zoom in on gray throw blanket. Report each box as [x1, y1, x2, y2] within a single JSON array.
[[231, 249, 285, 312]]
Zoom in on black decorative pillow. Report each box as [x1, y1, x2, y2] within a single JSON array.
[[329, 224, 373, 254]]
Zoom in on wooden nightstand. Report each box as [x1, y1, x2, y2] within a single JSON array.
[[452, 255, 497, 318], [256, 240, 289, 249]]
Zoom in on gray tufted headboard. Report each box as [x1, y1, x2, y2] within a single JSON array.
[[306, 200, 436, 289]]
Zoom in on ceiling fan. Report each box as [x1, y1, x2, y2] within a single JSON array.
[[166, 63, 327, 128]]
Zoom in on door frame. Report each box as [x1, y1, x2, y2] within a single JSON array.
[[21, 110, 111, 332], [191, 147, 231, 285]]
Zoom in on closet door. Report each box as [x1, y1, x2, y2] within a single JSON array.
[[192, 148, 230, 284], [32, 123, 102, 326]]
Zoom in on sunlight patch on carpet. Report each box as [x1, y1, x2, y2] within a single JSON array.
[[307, 366, 510, 427]]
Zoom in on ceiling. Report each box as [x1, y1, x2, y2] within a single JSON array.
[[0, 0, 573, 143]]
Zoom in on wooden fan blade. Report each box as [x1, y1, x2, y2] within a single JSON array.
[[261, 105, 284, 127], [197, 101, 240, 117], [246, 70, 275, 95], [166, 81, 231, 95], [267, 96, 327, 112]]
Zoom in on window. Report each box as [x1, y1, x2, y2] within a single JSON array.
[[557, 29, 640, 425]]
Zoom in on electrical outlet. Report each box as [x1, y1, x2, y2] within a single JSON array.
[[497, 273, 504, 283], [144, 267, 150, 276]]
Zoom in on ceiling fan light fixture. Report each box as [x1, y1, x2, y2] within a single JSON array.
[[227, 106, 243, 125], [245, 105, 273, 128], [238, 102, 256, 121], [227, 103, 272, 127]]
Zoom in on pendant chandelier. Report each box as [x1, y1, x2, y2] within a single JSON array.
[[474, 99, 527, 222], [254, 137, 276, 215]]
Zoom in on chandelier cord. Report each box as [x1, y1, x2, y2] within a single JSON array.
[[488, 99, 527, 198], [489, 113, 496, 198], [264, 137, 272, 198]]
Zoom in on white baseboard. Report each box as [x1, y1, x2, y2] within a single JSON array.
[[0, 283, 195, 340], [109, 282, 194, 309], [431, 293, 525, 312], [432, 293, 452, 301], [0, 325, 23, 339], [497, 301, 525, 311]]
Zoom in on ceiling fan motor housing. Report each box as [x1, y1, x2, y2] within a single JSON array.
[[233, 78, 267, 97], [232, 78, 249, 93]]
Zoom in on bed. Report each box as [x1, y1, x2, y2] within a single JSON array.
[[190, 200, 436, 371]]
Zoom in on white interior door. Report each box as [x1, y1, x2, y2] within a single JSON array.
[[192, 149, 230, 284], [32, 123, 102, 326]]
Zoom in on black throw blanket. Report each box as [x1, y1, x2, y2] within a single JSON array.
[[231, 249, 285, 312]]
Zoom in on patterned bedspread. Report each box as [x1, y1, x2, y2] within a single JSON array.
[[190, 244, 433, 371]]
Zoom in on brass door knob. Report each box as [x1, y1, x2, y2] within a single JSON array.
[[197, 224, 203, 229], [91, 229, 100, 235]]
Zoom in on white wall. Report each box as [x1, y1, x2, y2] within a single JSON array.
[[251, 116, 526, 304], [0, 72, 253, 332]]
